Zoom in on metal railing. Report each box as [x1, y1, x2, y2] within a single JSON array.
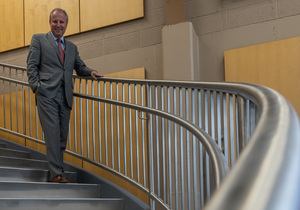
[[0, 62, 299, 210]]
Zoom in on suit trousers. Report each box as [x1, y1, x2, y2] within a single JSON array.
[[36, 86, 71, 179]]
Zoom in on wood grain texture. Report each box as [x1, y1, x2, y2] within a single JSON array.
[[24, 0, 80, 45], [80, 0, 144, 32], [0, 0, 24, 52], [225, 36, 300, 117]]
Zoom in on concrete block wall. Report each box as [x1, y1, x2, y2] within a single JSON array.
[[1, 0, 300, 81], [186, 0, 300, 81]]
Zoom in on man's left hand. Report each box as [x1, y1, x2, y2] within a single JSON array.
[[91, 71, 104, 80]]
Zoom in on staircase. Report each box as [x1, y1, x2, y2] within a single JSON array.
[[0, 141, 124, 210]]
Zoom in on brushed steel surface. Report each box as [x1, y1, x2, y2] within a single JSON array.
[[0, 167, 77, 182], [0, 181, 100, 198], [0, 148, 31, 159], [0, 143, 7, 148], [0, 198, 124, 210], [0, 156, 48, 170]]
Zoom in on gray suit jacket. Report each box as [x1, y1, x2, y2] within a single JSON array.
[[27, 31, 94, 108]]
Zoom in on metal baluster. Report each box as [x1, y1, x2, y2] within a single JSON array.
[[204, 91, 208, 133], [237, 95, 246, 154], [135, 84, 140, 183], [86, 79, 90, 158], [179, 87, 185, 209], [155, 85, 160, 197], [199, 143, 204, 208], [167, 86, 172, 209], [204, 90, 210, 202], [250, 102, 256, 137], [206, 152, 210, 200], [2, 67, 5, 128], [9, 69, 12, 130], [161, 86, 166, 202], [74, 79, 77, 153], [110, 82, 114, 169], [147, 85, 155, 210], [68, 122, 71, 150], [217, 92, 222, 149], [117, 83, 121, 172], [223, 93, 229, 165], [174, 87, 178, 210], [29, 89, 32, 136], [35, 105, 38, 138], [198, 89, 204, 208], [211, 91, 215, 140], [141, 85, 146, 187], [22, 70, 25, 136], [98, 81, 102, 163], [129, 84, 133, 179], [235, 95, 240, 158], [229, 94, 235, 166], [186, 88, 191, 210], [80, 79, 83, 155], [16, 70, 19, 133], [123, 83, 127, 176], [245, 99, 250, 145], [104, 82, 108, 166], [92, 80, 96, 160], [192, 89, 198, 210]]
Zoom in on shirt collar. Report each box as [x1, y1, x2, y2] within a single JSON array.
[[50, 31, 65, 44]]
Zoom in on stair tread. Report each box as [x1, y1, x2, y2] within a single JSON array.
[[0, 143, 7, 148], [0, 147, 31, 158], [0, 142, 126, 210], [0, 198, 124, 210], [0, 155, 46, 162], [0, 155, 48, 169], [0, 147, 31, 154], [0, 181, 101, 198], [0, 167, 77, 182]]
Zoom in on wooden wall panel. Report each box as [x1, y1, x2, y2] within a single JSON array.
[[225, 36, 300, 117], [24, 0, 80, 45], [0, 0, 24, 52], [80, 0, 144, 32], [1, 0, 144, 52]]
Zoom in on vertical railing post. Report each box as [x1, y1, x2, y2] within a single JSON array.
[[237, 95, 246, 154], [147, 84, 155, 210]]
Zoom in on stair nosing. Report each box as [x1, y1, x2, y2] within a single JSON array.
[[0, 147, 31, 154]]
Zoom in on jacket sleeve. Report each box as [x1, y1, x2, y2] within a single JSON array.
[[26, 35, 41, 93], [73, 45, 94, 77]]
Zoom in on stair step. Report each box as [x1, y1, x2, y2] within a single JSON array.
[[0, 167, 77, 182], [0, 142, 7, 148], [0, 181, 101, 198], [0, 156, 48, 170], [0, 198, 124, 210], [0, 148, 31, 159]]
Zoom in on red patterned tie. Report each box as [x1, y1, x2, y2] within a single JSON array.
[[58, 39, 65, 65]]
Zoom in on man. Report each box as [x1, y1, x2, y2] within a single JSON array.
[[27, 8, 103, 183]]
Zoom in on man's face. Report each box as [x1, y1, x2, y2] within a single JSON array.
[[50, 11, 67, 38]]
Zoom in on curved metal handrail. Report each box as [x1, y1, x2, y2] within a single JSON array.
[[0, 73, 229, 209], [73, 92, 228, 208], [1, 62, 300, 209], [204, 84, 300, 210]]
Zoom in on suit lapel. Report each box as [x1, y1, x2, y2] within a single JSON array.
[[46, 32, 64, 66]]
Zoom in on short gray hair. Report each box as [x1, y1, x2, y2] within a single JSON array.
[[49, 8, 68, 24]]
